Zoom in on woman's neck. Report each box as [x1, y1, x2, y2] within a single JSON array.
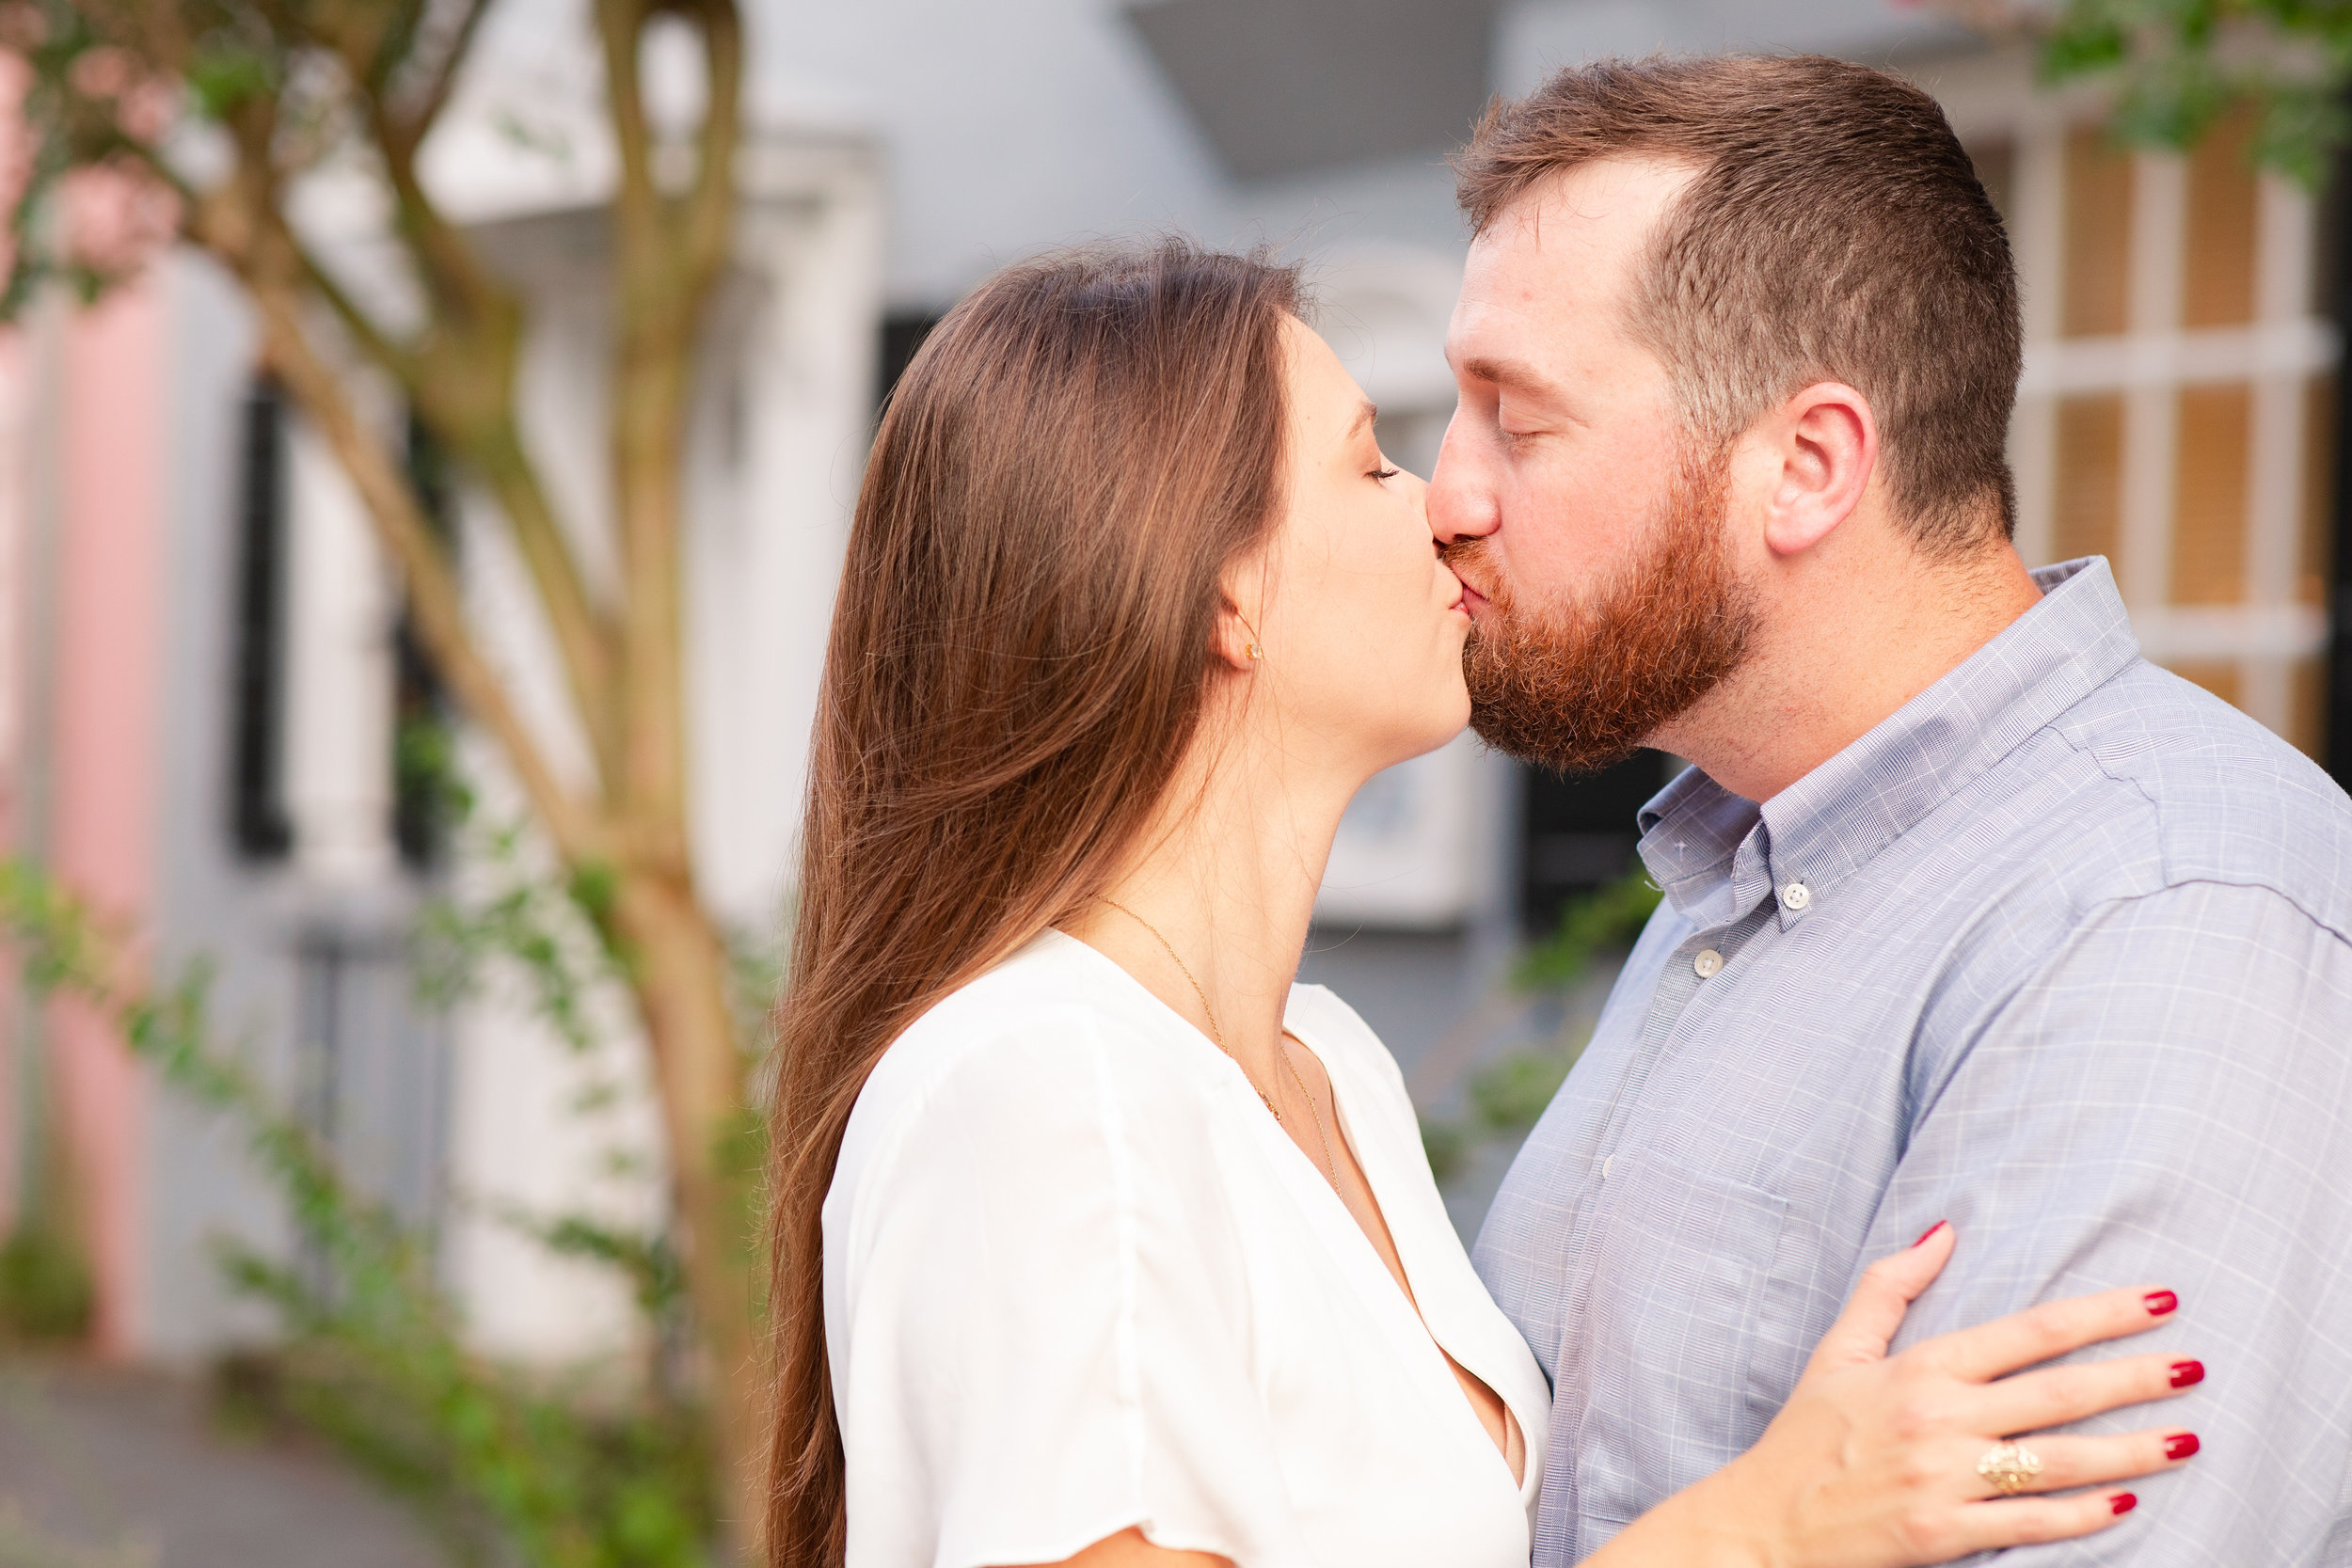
[[1064, 719, 1364, 1084]]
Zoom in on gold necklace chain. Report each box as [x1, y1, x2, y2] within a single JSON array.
[[1098, 899, 1342, 1189], [1278, 1029, 1343, 1191]]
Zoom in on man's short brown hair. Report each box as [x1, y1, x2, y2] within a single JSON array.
[[1457, 55, 2022, 555]]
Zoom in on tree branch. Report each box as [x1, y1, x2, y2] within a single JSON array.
[[294, 245, 421, 387], [100, 0, 624, 793], [591, 0, 745, 868], [598, 0, 661, 249], [596, 0, 691, 859], [362, 97, 627, 790], [677, 0, 742, 297], [248, 275, 608, 866], [393, 0, 495, 143], [174, 106, 606, 863]]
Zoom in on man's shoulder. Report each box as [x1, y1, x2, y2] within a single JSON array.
[[2045, 657, 2352, 939]]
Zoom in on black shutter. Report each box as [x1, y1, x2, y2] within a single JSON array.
[[393, 412, 457, 871], [229, 377, 294, 860]]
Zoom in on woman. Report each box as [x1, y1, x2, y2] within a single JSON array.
[[766, 243, 2200, 1568]]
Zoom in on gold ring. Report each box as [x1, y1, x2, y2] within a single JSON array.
[[1977, 1440, 2044, 1497]]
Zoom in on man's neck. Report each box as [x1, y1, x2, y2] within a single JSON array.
[[1655, 543, 2045, 805]]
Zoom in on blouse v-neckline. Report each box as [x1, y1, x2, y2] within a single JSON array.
[[1047, 929, 1533, 1501]]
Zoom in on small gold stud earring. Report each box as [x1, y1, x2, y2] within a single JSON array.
[[1247, 642, 1263, 661]]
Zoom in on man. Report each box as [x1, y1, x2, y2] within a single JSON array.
[[1431, 55, 2352, 1564]]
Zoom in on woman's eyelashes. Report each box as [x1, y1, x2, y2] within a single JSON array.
[[1372, 465, 1401, 482]]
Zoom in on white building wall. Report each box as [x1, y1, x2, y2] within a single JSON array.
[[691, 144, 887, 927]]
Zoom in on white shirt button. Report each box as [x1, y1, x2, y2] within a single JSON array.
[[1602, 1155, 1614, 1179], [1782, 881, 1812, 911], [1692, 948, 1724, 978]]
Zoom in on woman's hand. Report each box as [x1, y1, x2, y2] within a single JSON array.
[[1605, 1223, 2201, 1568]]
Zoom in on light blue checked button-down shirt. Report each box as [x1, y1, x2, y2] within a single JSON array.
[[1475, 558, 2352, 1565]]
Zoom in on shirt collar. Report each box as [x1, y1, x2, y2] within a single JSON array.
[[1635, 556, 2142, 930]]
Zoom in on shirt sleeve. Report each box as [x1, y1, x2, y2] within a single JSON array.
[[1879, 879, 2352, 1562], [829, 1006, 1310, 1568]]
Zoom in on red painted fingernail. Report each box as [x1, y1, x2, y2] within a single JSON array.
[[2112, 1493, 2137, 1515], [2144, 1290, 2178, 1316], [1913, 1220, 1948, 1247], [2166, 1433, 2200, 1460], [2169, 1359, 2205, 1388]]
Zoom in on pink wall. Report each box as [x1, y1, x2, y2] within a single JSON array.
[[0, 327, 20, 1238], [49, 279, 166, 1356]]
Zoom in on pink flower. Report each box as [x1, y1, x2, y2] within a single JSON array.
[[69, 45, 132, 101]]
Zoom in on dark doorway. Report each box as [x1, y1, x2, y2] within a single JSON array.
[[878, 311, 944, 416], [2326, 141, 2352, 790], [1518, 751, 1673, 933]]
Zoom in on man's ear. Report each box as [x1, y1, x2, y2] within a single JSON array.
[[1758, 381, 1877, 559]]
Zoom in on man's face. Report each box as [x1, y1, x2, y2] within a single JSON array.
[[1429, 156, 1757, 772]]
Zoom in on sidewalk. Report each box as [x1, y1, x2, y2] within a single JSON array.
[[0, 1357, 439, 1568]]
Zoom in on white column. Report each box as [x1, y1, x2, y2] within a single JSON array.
[[2009, 122, 2067, 568], [2243, 174, 2318, 731], [2118, 151, 2186, 615], [282, 417, 398, 884]]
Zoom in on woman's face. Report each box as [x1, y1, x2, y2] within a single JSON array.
[[1244, 317, 1471, 778]]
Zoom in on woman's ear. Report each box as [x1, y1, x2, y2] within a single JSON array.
[[1210, 597, 1262, 673], [1758, 381, 1877, 559]]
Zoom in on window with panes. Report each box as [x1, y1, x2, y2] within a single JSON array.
[[1992, 115, 2337, 756]]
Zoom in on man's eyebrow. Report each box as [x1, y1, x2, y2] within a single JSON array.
[[1458, 355, 1553, 397]]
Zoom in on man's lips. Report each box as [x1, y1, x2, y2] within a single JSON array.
[[1456, 582, 1489, 615]]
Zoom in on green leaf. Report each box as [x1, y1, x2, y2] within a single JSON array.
[[2116, 52, 2236, 149], [1420, 1115, 1470, 1185], [2012, 0, 2352, 186], [1467, 1039, 1585, 1134], [1512, 868, 1663, 991], [2041, 19, 2131, 83], [2254, 80, 2352, 188], [185, 47, 274, 121]]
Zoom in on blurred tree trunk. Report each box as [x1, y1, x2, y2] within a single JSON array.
[[10, 0, 767, 1546]]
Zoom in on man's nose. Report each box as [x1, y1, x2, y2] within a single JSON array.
[[1426, 417, 1499, 547]]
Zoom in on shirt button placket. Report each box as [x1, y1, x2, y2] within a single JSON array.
[[1589, 903, 1773, 1184]]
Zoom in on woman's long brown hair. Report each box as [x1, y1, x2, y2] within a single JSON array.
[[764, 241, 1304, 1564]]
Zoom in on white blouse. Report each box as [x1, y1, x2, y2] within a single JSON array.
[[823, 929, 1551, 1568]]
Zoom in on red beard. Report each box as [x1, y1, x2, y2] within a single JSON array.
[[1447, 443, 1757, 775]]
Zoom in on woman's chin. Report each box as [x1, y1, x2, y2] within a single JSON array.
[[1439, 683, 1472, 737], [1390, 704, 1473, 766]]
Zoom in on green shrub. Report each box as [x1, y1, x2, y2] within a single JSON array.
[[1467, 1043, 1581, 1134], [1420, 870, 1661, 1183], [0, 1223, 93, 1341], [0, 857, 722, 1568]]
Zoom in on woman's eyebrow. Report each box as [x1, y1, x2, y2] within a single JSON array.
[[1345, 401, 1378, 441]]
